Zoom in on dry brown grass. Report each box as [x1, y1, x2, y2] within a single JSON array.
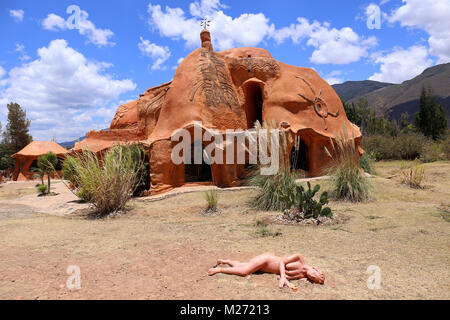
[[0, 161, 449, 300]]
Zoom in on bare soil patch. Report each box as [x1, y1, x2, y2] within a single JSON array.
[[0, 161, 449, 300]]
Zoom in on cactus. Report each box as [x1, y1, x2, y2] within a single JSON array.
[[278, 182, 333, 219]]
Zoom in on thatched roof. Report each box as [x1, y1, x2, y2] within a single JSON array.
[[12, 141, 69, 159]]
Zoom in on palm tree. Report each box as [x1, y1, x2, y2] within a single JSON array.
[[37, 152, 58, 194]]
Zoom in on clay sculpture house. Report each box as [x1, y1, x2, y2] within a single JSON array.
[[74, 29, 362, 194], [12, 141, 69, 181]]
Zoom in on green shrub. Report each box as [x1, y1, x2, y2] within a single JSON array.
[[204, 190, 218, 209], [361, 135, 395, 160], [360, 152, 376, 174], [36, 184, 48, 195], [421, 142, 445, 163], [66, 144, 145, 216], [395, 133, 425, 160], [279, 181, 332, 218], [362, 133, 426, 160], [443, 134, 450, 160], [326, 126, 371, 202]]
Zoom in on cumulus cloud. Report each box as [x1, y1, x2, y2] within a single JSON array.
[[147, 1, 374, 64], [42, 10, 115, 47], [273, 18, 377, 64], [369, 45, 433, 83], [138, 37, 171, 70], [147, 1, 274, 50], [0, 39, 136, 140], [389, 0, 450, 63], [10, 9, 24, 22]]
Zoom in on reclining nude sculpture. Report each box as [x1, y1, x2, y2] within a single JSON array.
[[208, 253, 325, 290]]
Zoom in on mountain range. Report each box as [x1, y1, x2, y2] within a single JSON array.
[[332, 63, 450, 122]]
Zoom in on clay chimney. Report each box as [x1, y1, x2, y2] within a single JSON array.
[[200, 29, 213, 52]]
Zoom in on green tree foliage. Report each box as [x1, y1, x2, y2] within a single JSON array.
[[2, 102, 32, 153], [0, 143, 15, 170], [413, 86, 448, 140], [343, 98, 398, 136]]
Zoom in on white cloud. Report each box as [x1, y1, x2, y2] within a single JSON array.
[[0, 39, 136, 140], [324, 71, 344, 85], [138, 37, 171, 70], [147, 2, 274, 50], [389, 0, 450, 63], [15, 43, 31, 61], [10, 9, 24, 22], [189, 0, 227, 17], [42, 10, 115, 47], [369, 45, 433, 83], [274, 18, 377, 64], [42, 13, 67, 31], [0, 66, 6, 79], [147, 1, 374, 64]]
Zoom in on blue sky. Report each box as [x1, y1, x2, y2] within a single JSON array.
[[1, 0, 449, 141]]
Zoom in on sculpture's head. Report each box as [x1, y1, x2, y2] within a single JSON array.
[[305, 266, 325, 284]]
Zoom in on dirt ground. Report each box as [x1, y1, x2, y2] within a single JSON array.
[[0, 161, 449, 300]]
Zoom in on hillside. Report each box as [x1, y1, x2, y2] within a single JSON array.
[[59, 135, 86, 149], [336, 63, 450, 121], [332, 80, 393, 102]]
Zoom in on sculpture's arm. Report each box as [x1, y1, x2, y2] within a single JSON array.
[[283, 253, 305, 265], [278, 261, 287, 288]]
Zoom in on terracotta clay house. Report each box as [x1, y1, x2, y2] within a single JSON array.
[[74, 29, 362, 194], [12, 141, 69, 181]]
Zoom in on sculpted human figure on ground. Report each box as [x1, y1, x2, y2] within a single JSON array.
[[208, 253, 325, 290]]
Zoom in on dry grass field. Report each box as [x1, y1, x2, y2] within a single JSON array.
[[0, 161, 449, 300]]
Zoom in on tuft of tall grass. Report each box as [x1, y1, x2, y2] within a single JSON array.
[[399, 161, 426, 189], [247, 120, 299, 211], [325, 124, 371, 202], [64, 143, 145, 216], [204, 190, 218, 209]]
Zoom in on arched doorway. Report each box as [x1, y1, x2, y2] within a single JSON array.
[[243, 82, 263, 129], [185, 141, 212, 182], [290, 139, 309, 172]]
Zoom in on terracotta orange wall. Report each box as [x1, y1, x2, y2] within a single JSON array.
[[12, 156, 65, 182]]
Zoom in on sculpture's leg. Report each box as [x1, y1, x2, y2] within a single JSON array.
[[217, 259, 241, 267], [209, 254, 270, 276]]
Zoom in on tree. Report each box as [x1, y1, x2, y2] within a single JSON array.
[[414, 86, 448, 140], [2, 102, 32, 153], [342, 98, 398, 137], [37, 152, 58, 194]]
